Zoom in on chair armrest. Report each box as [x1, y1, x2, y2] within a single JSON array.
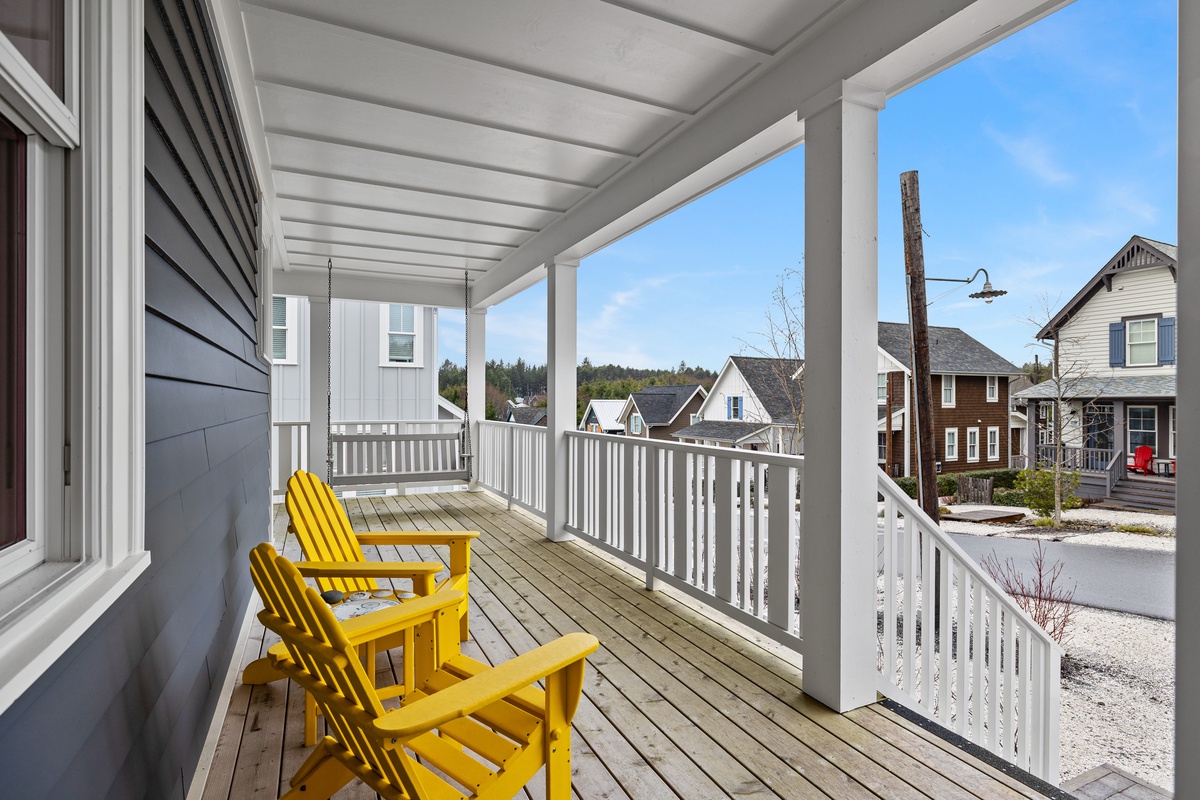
[[339, 591, 465, 640], [356, 530, 480, 546], [295, 561, 443, 579], [373, 632, 599, 739]]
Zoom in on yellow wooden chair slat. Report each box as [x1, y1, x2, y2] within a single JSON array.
[[249, 543, 598, 800]]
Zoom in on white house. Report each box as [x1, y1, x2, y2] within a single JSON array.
[[674, 356, 804, 454]]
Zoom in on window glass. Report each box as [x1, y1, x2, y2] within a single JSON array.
[[941, 375, 955, 406], [0, 114, 25, 551], [631, 414, 642, 434], [987, 427, 1000, 459], [986, 375, 998, 401], [1127, 319, 1157, 366], [271, 296, 287, 360], [1128, 406, 1157, 453], [0, 0, 64, 99], [967, 428, 978, 461], [388, 304, 415, 363], [730, 396, 741, 419], [945, 429, 958, 459], [877, 373, 886, 401]]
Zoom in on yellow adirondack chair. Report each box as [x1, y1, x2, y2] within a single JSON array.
[[249, 543, 598, 800], [286, 469, 479, 643]]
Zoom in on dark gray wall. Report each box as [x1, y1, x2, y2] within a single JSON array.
[[0, 1, 269, 797]]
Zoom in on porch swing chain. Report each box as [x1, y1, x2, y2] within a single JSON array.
[[462, 270, 472, 479], [326, 258, 334, 484]]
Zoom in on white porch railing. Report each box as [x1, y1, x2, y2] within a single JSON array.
[[476, 421, 547, 515], [272, 422, 309, 497], [877, 473, 1061, 780]]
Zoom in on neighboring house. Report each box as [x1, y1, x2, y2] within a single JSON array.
[[504, 406, 548, 426], [579, 398, 626, 434], [1014, 236, 1178, 503], [674, 356, 804, 454], [618, 385, 708, 440], [1008, 375, 1033, 462], [877, 322, 1023, 476], [271, 297, 441, 423]]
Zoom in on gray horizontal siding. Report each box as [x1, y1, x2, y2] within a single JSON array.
[[0, 1, 269, 798]]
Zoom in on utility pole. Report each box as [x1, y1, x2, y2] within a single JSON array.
[[901, 171, 939, 523]]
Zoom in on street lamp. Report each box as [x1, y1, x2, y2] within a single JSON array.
[[928, 268, 1008, 304]]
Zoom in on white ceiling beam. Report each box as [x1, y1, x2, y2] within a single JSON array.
[[274, 266, 467, 308], [256, 78, 640, 159], [280, 217, 522, 250], [287, 250, 491, 273], [241, 2, 694, 119], [274, 176, 568, 215], [471, 0, 1070, 308], [286, 236, 503, 263], [594, 0, 774, 61]]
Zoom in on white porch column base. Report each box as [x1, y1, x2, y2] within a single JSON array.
[[800, 81, 883, 713], [308, 296, 331, 483], [466, 308, 487, 490], [546, 258, 578, 542], [1176, 0, 1199, 786]]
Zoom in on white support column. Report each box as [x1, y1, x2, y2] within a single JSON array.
[[1176, 0, 1199, 786], [545, 258, 579, 542], [308, 296, 330, 483], [466, 308, 486, 490], [800, 81, 884, 713]]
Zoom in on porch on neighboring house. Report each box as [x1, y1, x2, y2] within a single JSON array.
[[204, 489, 1060, 800]]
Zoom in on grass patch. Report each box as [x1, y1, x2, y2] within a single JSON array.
[[1032, 518, 1054, 528], [1116, 523, 1173, 537]]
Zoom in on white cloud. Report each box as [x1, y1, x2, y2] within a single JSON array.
[[983, 124, 1074, 185]]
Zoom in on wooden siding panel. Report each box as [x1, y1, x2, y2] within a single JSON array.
[[1059, 265, 1176, 378]]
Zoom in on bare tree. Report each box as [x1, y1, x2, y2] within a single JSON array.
[[1024, 294, 1114, 529], [738, 267, 805, 454]]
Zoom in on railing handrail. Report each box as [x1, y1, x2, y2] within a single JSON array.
[[566, 428, 805, 468], [330, 431, 462, 443], [876, 471, 1061, 657]]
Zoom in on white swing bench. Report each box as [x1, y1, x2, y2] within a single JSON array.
[[329, 422, 471, 488]]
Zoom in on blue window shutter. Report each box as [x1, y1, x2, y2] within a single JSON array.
[[1159, 317, 1176, 365], [727, 397, 732, 419], [1109, 322, 1125, 367]]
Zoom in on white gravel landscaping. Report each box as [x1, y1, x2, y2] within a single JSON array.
[[938, 503, 1177, 553]]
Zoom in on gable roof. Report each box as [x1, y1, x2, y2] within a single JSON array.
[[877, 322, 1022, 376], [728, 356, 804, 424], [624, 385, 707, 426], [579, 398, 625, 431], [1036, 235, 1178, 340], [505, 406, 547, 426]]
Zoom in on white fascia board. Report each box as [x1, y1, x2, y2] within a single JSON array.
[[695, 357, 737, 418], [877, 346, 909, 375], [473, 0, 1065, 308], [273, 267, 465, 308], [617, 396, 640, 424], [205, 0, 289, 273]]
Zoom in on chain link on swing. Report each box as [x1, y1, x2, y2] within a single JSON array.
[[326, 258, 334, 484], [462, 270, 472, 481]]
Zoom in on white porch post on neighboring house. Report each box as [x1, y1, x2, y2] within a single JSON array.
[[467, 308, 487, 489], [308, 296, 331, 483], [1176, 0, 1199, 786], [546, 258, 579, 542], [800, 81, 883, 712]]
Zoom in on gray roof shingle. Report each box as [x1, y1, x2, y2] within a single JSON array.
[[877, 322, 1022, 376], [1014, 375, 1175, 401], [506, 407, 547, 426], [672, 420, 769, 443], [629, 385, 704, 425], [729, 356, 804, 424]]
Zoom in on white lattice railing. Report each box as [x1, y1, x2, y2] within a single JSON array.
[[565, 432, 803, 649], [877, 472, 1060, 780], [476, 421, 547, 515]]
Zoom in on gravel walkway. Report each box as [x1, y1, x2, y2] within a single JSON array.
[[938, 504, 1176, 553]]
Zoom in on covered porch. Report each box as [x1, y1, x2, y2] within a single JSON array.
[[205, 489, 1055, 800]]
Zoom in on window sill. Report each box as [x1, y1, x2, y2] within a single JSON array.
[[380, 362, 422, 369], [0, 551, 151, 716]]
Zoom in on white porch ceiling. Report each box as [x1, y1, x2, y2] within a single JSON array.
[[231, 0, 1072, 309]]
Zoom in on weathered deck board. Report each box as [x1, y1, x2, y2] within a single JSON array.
[[202, 489, 1053, 800]]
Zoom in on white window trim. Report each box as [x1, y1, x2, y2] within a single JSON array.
[[1127, 404, 1158, 454], [986, 375, 998, 402], [631, 414, 643, 435], [730, 396, 742, 420], [379, 303, 424, 367], [941, 374, 956, 407], [966, 427, 979, 462], [987, 426, 1000, 461], [1170, 405, 1177, 459], [690, 413, 700, 425], [945, 428, 958, 460], [1126, 318, 1159, 367], [271, 295, 299, 364], [877, 373, 887, 403], [0, 1, 149, 718]]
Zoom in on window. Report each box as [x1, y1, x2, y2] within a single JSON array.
[[877, 373, 887, 402], [0, 1, 65, 99], [987, 427, 1000, 461], [1171, 406, 1177, 458], [986, 375, 998, 402], [945, 428, 958, 460], [967, 427, 979, 462], [386, 304, 416, 363], [878, 432, 886, 463], [1127, 319, 1158, 367], [1128, 406, 1157, 454], [271, 296, 298, 363], [728, 396, 742, 420], [690, 413, 700, 425], [941, 375, 956, 407], [0, 116, 26, 553], [631, 414, 643, 435]]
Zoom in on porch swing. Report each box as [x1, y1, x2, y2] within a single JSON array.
[[324, 261, 473, 489]]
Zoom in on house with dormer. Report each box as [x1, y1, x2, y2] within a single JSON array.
[[674, 356, 805, 454], [617, 385, 707, 440], [1015, 236, 1178, 508]]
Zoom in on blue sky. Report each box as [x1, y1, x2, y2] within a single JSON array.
[[440, 0, 1177, 372]]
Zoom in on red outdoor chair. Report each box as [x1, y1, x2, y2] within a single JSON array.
[[1132, 445, 1154, 475]]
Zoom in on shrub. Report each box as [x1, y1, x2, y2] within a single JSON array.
[[889, 473, 967, 500], [991, 487, 1026, 507], [959, 467, 1022, 490], [1015, 467, 1080, 518], [894, 476, 918, 499], [982, 542, 1077, 647]]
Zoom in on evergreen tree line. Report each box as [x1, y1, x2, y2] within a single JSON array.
[[439, 358, 717, 421]]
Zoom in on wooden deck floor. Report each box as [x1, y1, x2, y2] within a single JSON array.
[[201, 489, 1054, 800]]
